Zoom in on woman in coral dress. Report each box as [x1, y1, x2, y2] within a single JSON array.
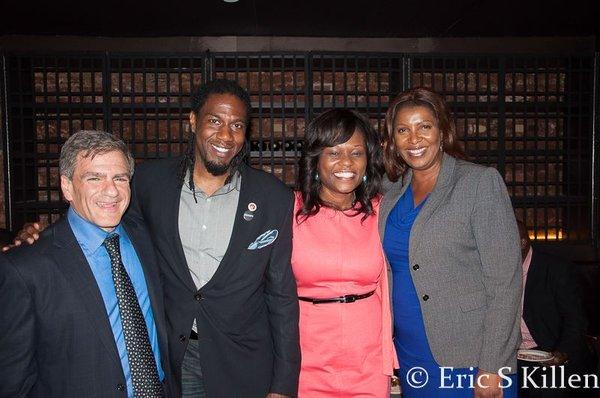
[[292, 109, 397, 397]]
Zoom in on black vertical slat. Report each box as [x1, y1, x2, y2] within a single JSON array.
[[279, 55, 286, 182], [554, 57, 562, 241], [1, 54, 13, 230], [141, 58, 148, 158], [342, 56, 348, 108], [153, 57, 159, 157], [475, 58, 483, 166], [116, 57, 124, 147], [565, 56, 573, 240], [403, 54, 411, 91], [376, 56, 382, 131], [19, 56, 28, 228], [346, 57, 356, 112], [292, 55, 299, 184], [576, 56, 585, 241], [365, 55, 372, 129], [165, 58, 172, 156], [497, 56, 507, 179], [43, 56, 51, 213], [592, 52, 599, 247], [268, 56, 275, 172], [177, 57, 184, 154], [129, 58, 136, 159], [204, 50, 211, 84], [66, 57, 72, 145], [305, 53, 313, 126], [257, 54, 264, 167], [78, 58, 84, 135], [102, 52, 111, 138], [332, 55, 337, 109], [541, 56, 550, 238]]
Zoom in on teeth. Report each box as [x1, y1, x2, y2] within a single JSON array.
[[211, 144, 229, 153], [334, 172, 355, 178], [407, 147, 426, 156]]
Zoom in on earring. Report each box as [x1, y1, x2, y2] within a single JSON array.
[[362, 175, 367, 183], [315, 173, 320, 182]]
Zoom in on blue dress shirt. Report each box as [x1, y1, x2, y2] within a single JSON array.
[[67, 208, 164, 398]]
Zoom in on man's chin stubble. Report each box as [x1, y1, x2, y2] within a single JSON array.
[[203, 159, 230, 176]]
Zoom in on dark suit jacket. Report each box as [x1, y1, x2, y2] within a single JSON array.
[[523, 248, 590, 365], [0, 216, 171, 398], [128, 158, 300, 398]]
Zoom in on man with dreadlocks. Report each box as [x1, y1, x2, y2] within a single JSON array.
[[7, 79, 300, 398], [128, 79, 300, 398]]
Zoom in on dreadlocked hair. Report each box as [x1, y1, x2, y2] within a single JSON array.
[[179, 79, 252, 201]]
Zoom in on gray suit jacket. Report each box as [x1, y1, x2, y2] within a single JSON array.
[[379, 153, 522, 374]]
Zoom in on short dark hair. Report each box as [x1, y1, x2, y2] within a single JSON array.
[[296, 108, 383, 222], [181, 79, 252, 192], [382, 87, 466, 182]]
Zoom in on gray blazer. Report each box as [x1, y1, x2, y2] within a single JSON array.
[[378, 153, 522, 374]]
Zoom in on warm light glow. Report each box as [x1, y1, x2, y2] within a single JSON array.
[[529, 229, 565, 241]]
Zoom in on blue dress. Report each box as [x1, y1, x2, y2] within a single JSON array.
[[383, 185, 517, 397]]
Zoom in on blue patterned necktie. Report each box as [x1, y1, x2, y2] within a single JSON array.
[[103, 234, 164, 397]]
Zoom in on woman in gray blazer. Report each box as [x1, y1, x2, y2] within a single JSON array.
[[379, 87, 521, 398]]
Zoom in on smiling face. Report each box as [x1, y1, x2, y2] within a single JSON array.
[[61, 150, 131, 232], [393, 105, 443, 173], [317, 130, 367, 208], [190, 93, 247, 176]]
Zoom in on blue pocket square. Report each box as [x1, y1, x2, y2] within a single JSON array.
[[248, 229, 279, 250]]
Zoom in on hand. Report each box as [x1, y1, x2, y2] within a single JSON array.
[[266, 394, 291, 398], [546, 351, 569, 365], [474, 370, 503, 398], [1, 222, 44, 252]]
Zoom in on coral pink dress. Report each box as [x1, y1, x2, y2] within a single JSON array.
[[292, 194, 397, 397]]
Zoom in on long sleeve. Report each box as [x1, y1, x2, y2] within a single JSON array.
[[0, 256, 37, 397], [471, 167, 522, 373], [264, 193, 301, 396]]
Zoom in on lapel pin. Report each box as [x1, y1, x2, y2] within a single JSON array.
[[248, 202, 257, 212], [243, 210, 254, 221]]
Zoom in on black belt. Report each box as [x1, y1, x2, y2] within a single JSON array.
[[189, 330, 198, 340], [298, 290, 375, 304]]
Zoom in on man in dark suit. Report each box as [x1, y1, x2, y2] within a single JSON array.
[[0, 131, 170, 397], [128, 79, 300, 398], [516, 220, 593, 397]]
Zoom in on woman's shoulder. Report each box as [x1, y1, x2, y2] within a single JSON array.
[[453, 158, 502, 183]]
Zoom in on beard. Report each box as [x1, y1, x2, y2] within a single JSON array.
[[202, 157, 231, 176], [197, 142, 247, 177]]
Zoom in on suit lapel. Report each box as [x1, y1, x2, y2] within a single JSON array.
[[123, 217, 168, 355], [162, 174, 197, 292], [378, 176, 410, 241], [200, 164, 258, 291], [409, 154, 456, 255], [49, 219, 121, 369]]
